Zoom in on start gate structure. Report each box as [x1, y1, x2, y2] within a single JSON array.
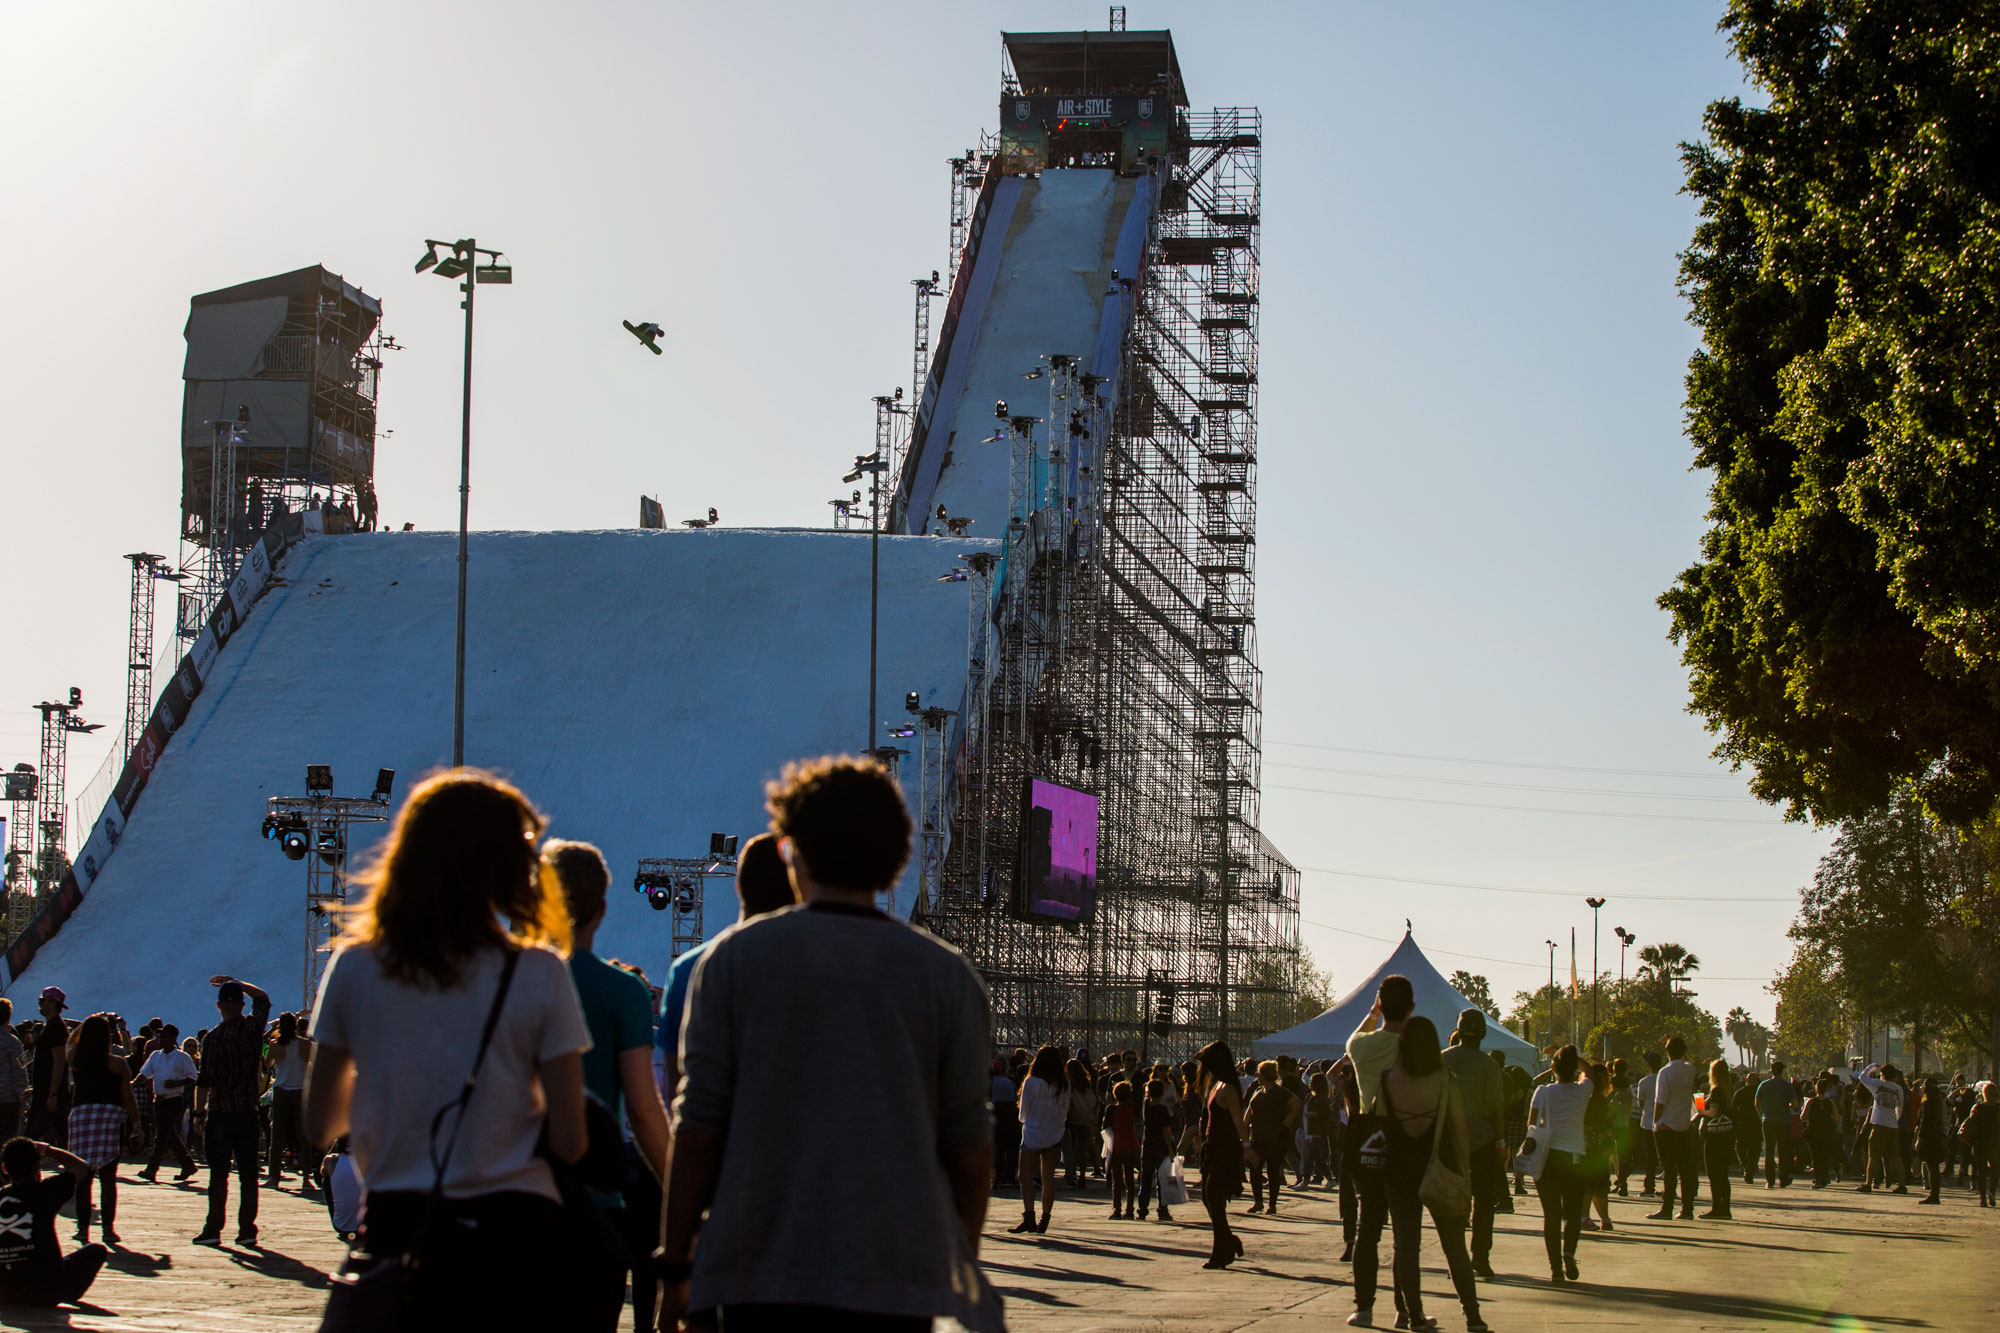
[[905, 25, 1299, 1058]]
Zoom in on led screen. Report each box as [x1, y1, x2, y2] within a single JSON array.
[[1020, 777, 1098, 922]]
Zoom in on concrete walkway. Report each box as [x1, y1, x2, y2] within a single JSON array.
[[985, 1175, 1998, 1331], [3, 1170, 1991, 1330]]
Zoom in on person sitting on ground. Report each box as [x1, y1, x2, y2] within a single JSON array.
[[0, 1136, 109, 1309]]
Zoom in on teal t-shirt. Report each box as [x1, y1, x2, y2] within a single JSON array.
[[569, 951, 656, 1121]]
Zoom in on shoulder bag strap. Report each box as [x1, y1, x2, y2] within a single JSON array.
[[425, 948, 522, 1196], [1430, 1073, 1453, 1158]]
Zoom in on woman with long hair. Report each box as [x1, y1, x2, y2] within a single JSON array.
[[64, 1012, 139, 1245], [264, 1012, 313, 1188], [1013, 1044, 1070, 1234], [1528, 1044, 1593, 1283], [1380, 1017, 1485, 1332], [1582, 1062, 1615, 1232], [1330, 1055, 1362, 1261], [1915, 1077, 1948, 1204], [1064, 1059, 1098, 1188], [301, 770, 590, 1329], [1195, 1041, 1249, 1270], [1699, 1060, 1737, 1219]]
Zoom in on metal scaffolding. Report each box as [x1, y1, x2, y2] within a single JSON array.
[[122, 554, 178, 763], [921, 97, 1296, 1060], [3, 766, 38, 939]]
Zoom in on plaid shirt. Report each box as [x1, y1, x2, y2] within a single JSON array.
[[196, 994, 271, 1113]]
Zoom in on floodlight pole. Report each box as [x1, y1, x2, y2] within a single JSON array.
[[1586, 897, 1605, 1058], [452, 239, 476, 768]]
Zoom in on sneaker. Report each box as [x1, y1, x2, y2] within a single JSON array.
[[1472, 1260, 1496, 1280], [1892, 1185, 1908, 1195], [1564, 1257, 1580, 1281], [1346, 1313, 1374, 1328], [192, 1232, 223, 1247], [1647, 1207, 1673, 1219], [1853, 1184, 1873, 1193], [101, 1229, 120, 1246], [1158, 1209, 1173, 1222], [136, 1169, 157, 1183], [235, 1231, 259, 1248], [175, 1170, 197, 1183]]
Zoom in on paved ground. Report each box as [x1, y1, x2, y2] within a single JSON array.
[[5, 1169, 1993, 1330]]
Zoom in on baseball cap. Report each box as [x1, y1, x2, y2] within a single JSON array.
[[1455, 1007, 1487, 1039], [38, 986, 67, 1009], [217, 981, 246, 1004]]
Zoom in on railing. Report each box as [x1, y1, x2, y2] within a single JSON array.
[[254, 336, 379, 402]]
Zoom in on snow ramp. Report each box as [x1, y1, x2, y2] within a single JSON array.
[[900, 167, 1153, 538], [13, 528, 989, 1021]]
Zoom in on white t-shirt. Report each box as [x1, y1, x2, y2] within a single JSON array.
[[1654, 1059, 1699, 1132], [1018, 1074, 1070, 1152], [1529, 1080, 1593, 1155], [139, 1049, 198, 1099], [1857, 1070, 1904, 1129], [1636, 1071, 1659, 1131], [313, 942, 591, 1201]]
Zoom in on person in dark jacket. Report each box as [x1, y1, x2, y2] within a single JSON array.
[[1914, 1078, 1948, 1205]]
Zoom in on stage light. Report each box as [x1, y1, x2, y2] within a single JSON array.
[[68, 687, 82, 707], [905, 691, 921, 714], [315, 828, 343, 866], [888, 724, 916, 738], [281, 828, 309, 861], [709, 832, 738, 859], [306, 765, 332, 795], [994, 400, 1008, 418], [646, 887, 672, 911], [415, 245, 441, 274], [372, 769, 396, 802]]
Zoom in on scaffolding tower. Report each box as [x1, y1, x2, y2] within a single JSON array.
[[3, 766, 37, 939], [918, 31, 1296, 1060], [31, 693, 101, 912], [122, 554, 178, 763]]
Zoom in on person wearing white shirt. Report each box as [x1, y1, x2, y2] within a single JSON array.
[[1344, 974, 1414, 1329], [1648, 1038, 1701, 1219], [1853, 1064, 1909, 1194], [1527, 1046, 1595, 1284], [1632, 1051, 1663, 1197], [135, 1024, 198, 1181], [1013, 1047, 1071, 1234]]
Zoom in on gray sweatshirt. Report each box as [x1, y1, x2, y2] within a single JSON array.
[[676, 901, 1002, 1329], [0, 1029, 26, 1104]]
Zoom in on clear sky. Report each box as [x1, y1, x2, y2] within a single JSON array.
[[0, 1, 1824, 1030]]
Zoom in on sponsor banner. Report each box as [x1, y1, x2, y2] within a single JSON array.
[[71, 806, 122, 893], [189, 626, 221, 682]]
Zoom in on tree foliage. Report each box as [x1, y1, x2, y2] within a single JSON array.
[[1768, 940, 1852, 1072], [1791, 789, 1999, 1065], [1237, 943, 1337, 1035], [1448, 970, 1497, 1018], [1660, 0, 2000, 825]]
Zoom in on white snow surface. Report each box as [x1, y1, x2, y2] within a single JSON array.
[[929, 169, 1129, 539], [19, 528, 990, 1023]]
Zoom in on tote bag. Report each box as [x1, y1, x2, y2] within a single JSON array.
[[1417, 1075, 1472, 1217]]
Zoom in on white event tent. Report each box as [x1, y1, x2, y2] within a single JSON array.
[[1252, 929, 1541, 1071]]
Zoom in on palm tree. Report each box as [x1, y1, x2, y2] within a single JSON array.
[[1725, 1006, 1753, 1068], [1636, 942, 1702, 994]]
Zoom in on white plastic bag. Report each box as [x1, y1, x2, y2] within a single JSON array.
[[1158, 1155, 1190, 1207]]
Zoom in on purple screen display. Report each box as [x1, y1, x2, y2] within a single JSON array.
[[1025, 778, 1098, 921]]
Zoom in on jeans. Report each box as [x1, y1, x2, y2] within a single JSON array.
[[1386, 1171, 1479, 1324], [1622, 1123, 1656, 1191], [993, 1106, 1021, 1186], [267, 1086, 306, 1181], [146, 1098, 195, 1174], [1654, 1127, 1699, 1213], [1467, 1142, 1500, 1266], [1761, 1121, 1793, 1185], [1534, 1149, 1589, 1271], [203, 1110, 261, 1237], [1139, 1147, 1167, 1214], [1350, 1168, 1392, 1312], [1703, 1130, 1735, 1215], [1250, 1141, 1286, 1208]]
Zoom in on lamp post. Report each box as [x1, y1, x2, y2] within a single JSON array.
[[416, 237, 511, 767], [1586, 897, 1605, 1057], [1545, 939, 1557, 1053]]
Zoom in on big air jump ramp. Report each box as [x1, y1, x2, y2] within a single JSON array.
[[9, 528, 989, 1022]]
